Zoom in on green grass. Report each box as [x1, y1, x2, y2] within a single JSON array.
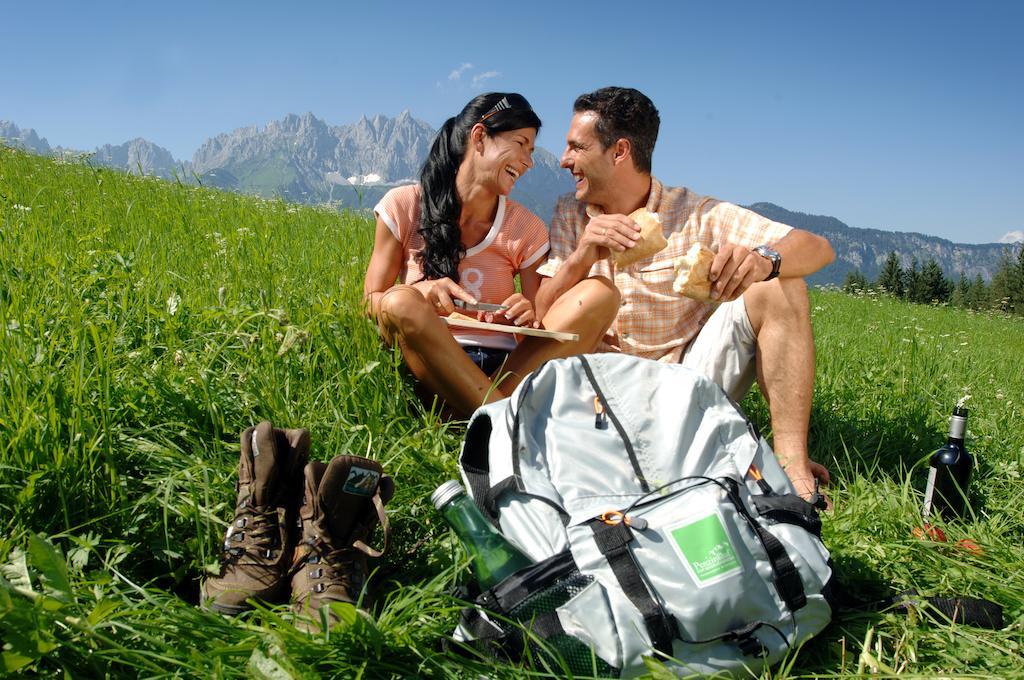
[[1, 147, 1022, 677]]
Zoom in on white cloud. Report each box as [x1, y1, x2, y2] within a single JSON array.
[[472, 70, 500, 87], [998, 230, 1024, 244], [448, 63, 473, 81]]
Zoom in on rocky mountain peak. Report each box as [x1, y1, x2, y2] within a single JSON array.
[[0, 121, 51, 154], [92, 137, 180, 177]]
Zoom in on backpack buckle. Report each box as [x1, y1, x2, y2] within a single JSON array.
[[736, 634, 768, 658], [724, 622, 769, 658]]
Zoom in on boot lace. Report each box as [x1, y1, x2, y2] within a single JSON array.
[[290, 492, 391, 595], [220, 498, 282, 562], [290, 537, 365, 595]]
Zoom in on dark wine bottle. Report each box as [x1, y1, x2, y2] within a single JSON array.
[[922, 406, 972, 520]]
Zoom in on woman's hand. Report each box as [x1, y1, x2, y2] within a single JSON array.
[[484, 293, 538, 328], [412, 278, 477, 315]]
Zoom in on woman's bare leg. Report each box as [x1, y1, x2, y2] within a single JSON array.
[[496, 276, 620, 392], [371, 286, 503, 418]]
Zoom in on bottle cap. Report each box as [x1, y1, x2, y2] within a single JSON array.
[[431, 480, 466, 510], [949, 405, 968, 439]]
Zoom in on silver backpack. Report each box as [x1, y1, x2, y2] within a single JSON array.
[[455, 353, 834, 677]]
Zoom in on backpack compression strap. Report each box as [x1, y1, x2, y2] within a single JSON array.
[[590, 519, 676, 656], [725, 479, 808, 612]]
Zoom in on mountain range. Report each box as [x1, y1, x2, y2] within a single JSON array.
[[744, 203, 1015, 286], [2, 117, 1018, 286], [0, 114, 570, 220]]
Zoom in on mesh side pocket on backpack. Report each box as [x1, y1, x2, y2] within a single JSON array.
[[503, 568, 618, 677], [463, 550, 620, 676]]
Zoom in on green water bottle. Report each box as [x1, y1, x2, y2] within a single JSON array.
[[431, 480, 533, 588], [432, 480, 613, 676]]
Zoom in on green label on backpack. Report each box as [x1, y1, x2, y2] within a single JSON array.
[[668, 512, 741, 585]]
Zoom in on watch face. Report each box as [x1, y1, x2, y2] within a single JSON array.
[[755, 246, 781, 279]]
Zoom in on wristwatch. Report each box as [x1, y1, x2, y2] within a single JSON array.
[[753, 245, 781, 281]]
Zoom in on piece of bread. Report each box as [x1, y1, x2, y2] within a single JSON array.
[[672, 243, 716, 301], [611, 208, 668, 267], [448, 311, 476, 321]]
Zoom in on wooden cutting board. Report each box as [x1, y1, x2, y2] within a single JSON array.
[[442, 316, 579, 342]]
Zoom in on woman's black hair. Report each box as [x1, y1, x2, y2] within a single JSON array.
[[417, 92, 542, 282]]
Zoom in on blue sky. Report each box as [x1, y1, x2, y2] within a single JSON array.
[[3, 1, 1021, 243]]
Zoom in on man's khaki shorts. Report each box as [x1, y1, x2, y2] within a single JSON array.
[[680, 296, 757, 403]]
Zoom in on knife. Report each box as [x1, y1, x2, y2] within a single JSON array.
[[453, 300, 508, 312]]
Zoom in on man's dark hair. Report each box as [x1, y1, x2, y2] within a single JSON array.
[[573, 87, 659, 174]]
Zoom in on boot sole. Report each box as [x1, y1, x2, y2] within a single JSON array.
[[202, 600, 252, 616]]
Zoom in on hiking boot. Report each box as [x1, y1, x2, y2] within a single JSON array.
[[290, 455, 394, 631], [202, 421, 310, 615]]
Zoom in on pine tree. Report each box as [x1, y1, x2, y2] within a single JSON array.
[[967, 273, 991, 310], [904, 258, 929, 303], [920, 258, 952, 303], [843, 270, 869, 294], [990, 244, 1024, 314], [951, 273, 969, 308], [877, 251, 904, 298]]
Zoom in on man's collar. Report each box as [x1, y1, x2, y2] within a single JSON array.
[[584, 176, 662, 218]]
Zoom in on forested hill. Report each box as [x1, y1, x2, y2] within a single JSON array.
[[747, 202, 1014, 286]]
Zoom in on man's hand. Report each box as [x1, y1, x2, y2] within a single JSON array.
[[580, 214, 640, 265], [784, 457, 832, 510], [709, 243, 774, 301], [412, 278, 477, 315]]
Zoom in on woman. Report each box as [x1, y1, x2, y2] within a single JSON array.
[[364, 93, 618, 418]]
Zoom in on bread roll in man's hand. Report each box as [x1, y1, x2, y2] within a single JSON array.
[[672, 243, 716, 301], [611, 209, 668, 267]]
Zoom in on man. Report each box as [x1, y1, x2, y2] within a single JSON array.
[[536, 87, 835, 500]]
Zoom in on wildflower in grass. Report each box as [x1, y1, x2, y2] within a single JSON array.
[[12, 203, 31, 211], [167, 292, 180, 315]]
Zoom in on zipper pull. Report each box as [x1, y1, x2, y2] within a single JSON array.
[[594, 396, 607, 430], [748, 464, 774, 495], [599, 510, 648, 531]]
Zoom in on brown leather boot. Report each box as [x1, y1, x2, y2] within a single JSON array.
[[290, 455, 394, 631], [202, 421, 309, 615]]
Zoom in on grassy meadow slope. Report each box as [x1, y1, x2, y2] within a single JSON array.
[[1, 147, 1021, 677]]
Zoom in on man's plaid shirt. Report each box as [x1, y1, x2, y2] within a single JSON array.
[[537, 177, 792, 361]]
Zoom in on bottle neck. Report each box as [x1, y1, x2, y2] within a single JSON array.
[[440, 493, 495, 537], [947, 413, 967, 443]]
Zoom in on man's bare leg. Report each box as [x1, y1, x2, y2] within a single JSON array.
[[496, 277, 620, 393], [743, 278, 830, 500]]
